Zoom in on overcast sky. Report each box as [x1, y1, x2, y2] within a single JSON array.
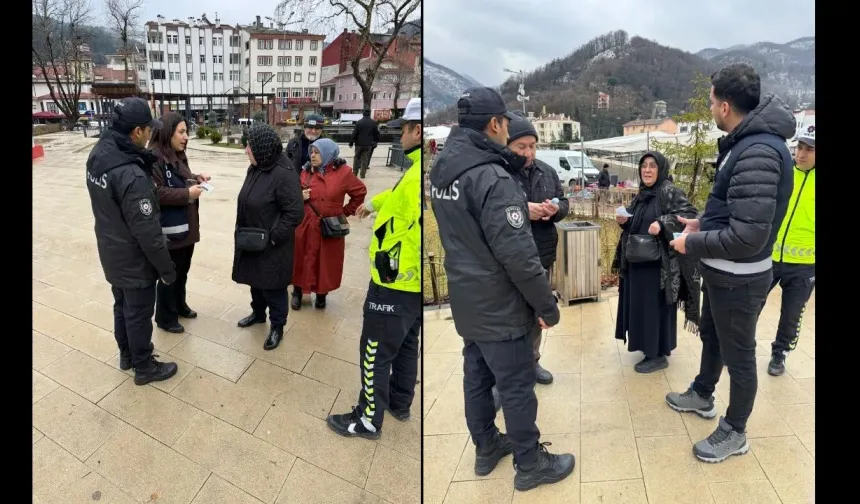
[[425, 0, 815, 85]]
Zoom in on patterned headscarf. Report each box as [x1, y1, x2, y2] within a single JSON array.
[[247, 123, 283, 167]]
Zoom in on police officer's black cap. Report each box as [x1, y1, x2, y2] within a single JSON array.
[[457, 87, 517, 122], [113, 97, 162, 130]]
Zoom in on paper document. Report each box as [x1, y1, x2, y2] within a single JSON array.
[[615, 206, 633, 218]]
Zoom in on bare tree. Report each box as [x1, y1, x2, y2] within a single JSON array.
[[277, 0, 420, 111], [32, 0, 94, 128], [104, 0, 144, 83], [387, 46, 418, 117]]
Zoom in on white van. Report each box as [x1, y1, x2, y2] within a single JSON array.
[[535, 150, 601, 186]]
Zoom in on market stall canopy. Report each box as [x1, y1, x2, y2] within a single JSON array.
[[33, 111, 65, 119]]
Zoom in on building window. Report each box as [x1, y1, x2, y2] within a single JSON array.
[[352, 93, 357, 100], [310, 40, 318, 51], [199, 36, 204, 45], [295, 40, 303, 50], [185, 35, 191, 45], [200, 72, 207, 81], [213, 55, 223, 64], [169, 71, 179, 81], [229, 53, 241, 64], [214, 73, 223, 81], [257, 72, 273, 82], [47, 102, 58, 113], [304, 88, 317, 98], [292, 88, 302, 98], [167, 34, 178, 44], [185, 54, 192, 64], [245, 57, 249, 66], [257, 39, 273, 50], [279, 39, 292, 50], [229, 70, 241, 80], [138, 64, 146, 71], [147, 32, 162, 44], [338, 94, 342, 101], [187, 72, 192, 81], [257, 56, 273, 66], [294, 56, 302, 67], [139, 79, 147, 87], [293, 72, 301, 82], [213, 37, 222, 47], [167, 53, 179, 63], [149, 51, 164, 63], [230, 35, 241, 47], [278, 56, 292, 67], [308, 72, 316, 82], [309, 56, 317, 67], [276, 88, 289, 99], [200, 54, 205, 63], [372, 91, 379, 100], [150, 68, 165, 80]]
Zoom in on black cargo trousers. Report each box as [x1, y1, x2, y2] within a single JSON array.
[[356, 281, 422, 430], [463, 332, 541, 467], [761, 261, 815, 355], [111, 284, 157, 368]]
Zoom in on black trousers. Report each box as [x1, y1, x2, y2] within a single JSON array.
[[692, 266, 772, 433], [356, 281, 422, 429], [464, 335, 540, 466], [763, 262, 815, 355], [353, 145, 373, 178], [155, 245, 195, 326], [111, 284, 156, 368], [250, 287, 289, 326]]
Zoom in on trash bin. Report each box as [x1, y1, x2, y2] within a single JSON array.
[[554, 221, 601, 304]]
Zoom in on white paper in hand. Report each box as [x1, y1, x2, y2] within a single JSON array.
[[200, 182, 214, 192], [615, 206, 633, 218]]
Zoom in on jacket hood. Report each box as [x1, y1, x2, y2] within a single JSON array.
[[720, 93, 796, 151], [86, 129, 155, 176], [430, 127, 509, 188]]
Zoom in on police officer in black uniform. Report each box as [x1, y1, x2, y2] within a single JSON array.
[[85, 97, 178, 386], [429, 87, 575, 492]]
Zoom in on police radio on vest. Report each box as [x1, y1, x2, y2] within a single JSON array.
[[431, 180, 460, 201], [87, 171, 108, 189]]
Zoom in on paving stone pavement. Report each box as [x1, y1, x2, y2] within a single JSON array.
[[423, 289, 815, 504], [33, 132, 419, 504]]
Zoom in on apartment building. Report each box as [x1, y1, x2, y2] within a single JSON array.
[[144, 14, 245, 117], [243, 16, 325, 121], [104, 47, 148, 90]]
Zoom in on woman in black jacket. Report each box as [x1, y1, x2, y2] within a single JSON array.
[[613, 151, 701, 373], [232, 123, 304, 350]]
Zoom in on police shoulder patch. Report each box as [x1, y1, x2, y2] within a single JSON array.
[[139, 198, 153, 216], [505, 205, 525, 229]]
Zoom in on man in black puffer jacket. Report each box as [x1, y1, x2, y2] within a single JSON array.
[[430, 87, 574, 492], [86, 97, 178, 386], [506, 113, 568, 385], [667, 64, 795, 465], [349, 109, 380, 178], [286, 113, 324, 169]]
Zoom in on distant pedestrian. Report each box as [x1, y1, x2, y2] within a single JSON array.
[[85, 97, 178, 385], [598, 163, 611, 188], [349, 109, 380, 178]]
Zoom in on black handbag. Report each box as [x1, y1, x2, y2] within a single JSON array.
[[235, 227, 269, 252], [625, 234, 661, 263], [308, 202, 350, 238]]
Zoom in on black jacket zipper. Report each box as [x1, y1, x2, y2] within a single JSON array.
[[778, 168, 811, 262]]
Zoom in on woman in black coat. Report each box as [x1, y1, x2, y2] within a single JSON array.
[[613, 151, 701, 374], [232, 123, 304, 350]]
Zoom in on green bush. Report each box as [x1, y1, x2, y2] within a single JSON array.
[[196, 126, 207, 139], [209, 130, 223, 144], [241, 129, 248, 147], [33, 123, 63, 136]]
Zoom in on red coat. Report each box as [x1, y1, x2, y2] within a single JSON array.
[[293, 162, 367, 294]]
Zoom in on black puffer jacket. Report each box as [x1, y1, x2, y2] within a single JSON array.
[[351, 116, 380, 146], [687, 93, 796, 262], [429, 127, 559, 342], [233, 127, 304, 290], [86, 129, 175, 288], [512, 159, 569, 268]]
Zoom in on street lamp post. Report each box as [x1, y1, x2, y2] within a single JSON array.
[[267, 9, 296, 124], [503, 68, 527, 115]]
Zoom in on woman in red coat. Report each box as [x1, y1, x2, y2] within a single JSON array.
[[292, 138, 367, 310]]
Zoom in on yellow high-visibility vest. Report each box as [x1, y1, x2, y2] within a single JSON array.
[[773, 166, 815, 264]]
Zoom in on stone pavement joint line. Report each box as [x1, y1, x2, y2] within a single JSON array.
[[33, 133, 419, 504], [423, 290, 815, 504]]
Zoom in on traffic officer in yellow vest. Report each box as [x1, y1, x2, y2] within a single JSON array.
[[763, 125, 815, 376], [327, 97, 423, 439]]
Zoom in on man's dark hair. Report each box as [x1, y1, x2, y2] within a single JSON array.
[[362, 109, 371, 116], [603, 163, 609, 169], [460, 114, 506, 132], [711, 64, 761, 115], [403, 120, 421, 132]]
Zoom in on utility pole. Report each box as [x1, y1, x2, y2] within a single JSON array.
[[503, 68, 528, 114]]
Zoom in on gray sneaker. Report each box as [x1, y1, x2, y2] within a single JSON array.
[[693, 416, 750, 463], [665, 386, 717, 419]]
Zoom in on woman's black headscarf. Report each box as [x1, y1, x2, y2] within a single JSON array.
[[247, 123, 283, 167], [637, 151, 670, 198]]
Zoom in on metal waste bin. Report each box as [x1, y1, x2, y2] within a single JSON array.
[[554, 221, 601, 304]]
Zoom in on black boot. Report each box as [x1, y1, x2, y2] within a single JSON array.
[[514, 442, 576, 492], [314, 293, 327, 309], [264, 324, 284, 350], [178, 306, 197, 319], [474, 431, 513, 476], [291, 289, 302, 311], [119, 342, 154, 371], [133, 355, 179, 386], [535, 361, 554, 385], [634, 356, 669, 374], [237, 312, 267, 328], [156, 321, 184, 334]]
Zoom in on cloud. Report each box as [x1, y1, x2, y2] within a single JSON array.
[[425, 0, 815, 85]]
